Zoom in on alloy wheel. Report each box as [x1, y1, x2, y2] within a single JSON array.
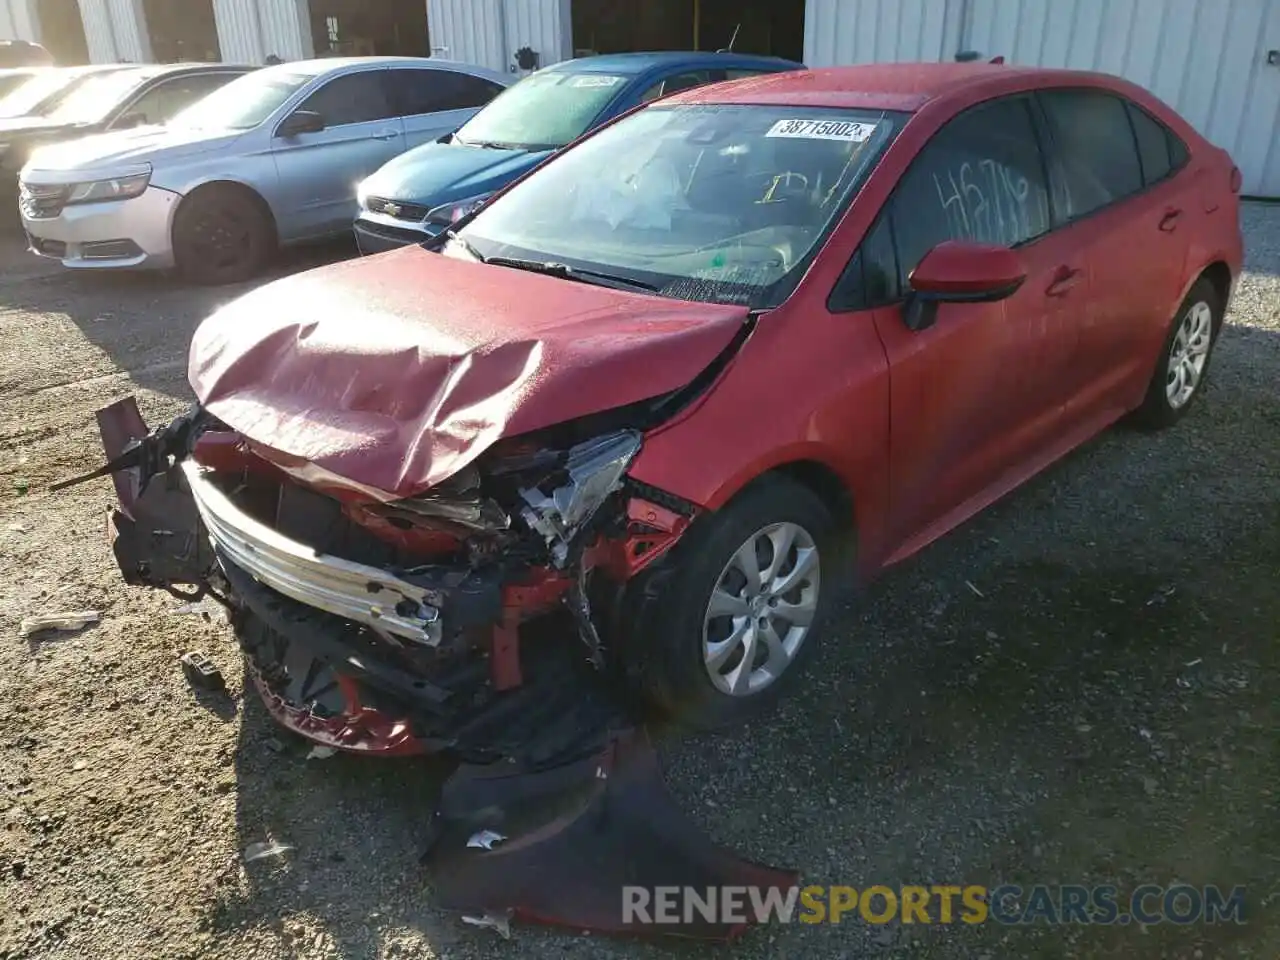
[[1166, 300, 1213, 409], [702, 521, 820, 697]]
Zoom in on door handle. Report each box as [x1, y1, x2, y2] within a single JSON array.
[[1045, 266, 1083, 297], [1159, 208, 1183, 232], [373, 128, 399, 140]]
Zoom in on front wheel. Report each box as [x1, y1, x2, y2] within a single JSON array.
[[625, 475, 838, 732], [1131, 278, 1223, 430], [173, 186, 274, 286]]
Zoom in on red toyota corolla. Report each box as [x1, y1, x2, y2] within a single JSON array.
[[80, 62, 1243, 758]]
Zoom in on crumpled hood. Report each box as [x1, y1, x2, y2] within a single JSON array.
[[189, 245, 747, 499], [361, 140, 551, 208], [23, 124, 239, 175]]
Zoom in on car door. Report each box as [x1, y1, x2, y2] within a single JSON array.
[[860, 96, 1086, 553], [1036, 89, 1193, 421], [390, 67, 506, 149], [271, 69, 405, 239], [110, 71, 240, 128]]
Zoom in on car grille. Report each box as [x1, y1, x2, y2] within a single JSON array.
[[365, 196, 432, 222], [18, 182, 70, 220], [357, 219, 435, 248]]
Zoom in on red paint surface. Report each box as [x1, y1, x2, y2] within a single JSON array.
[[184, 64, 1242, 586], [629, 66, 1243, 575], [909, 241, 1026, 295], [188, 245, 747, 500]]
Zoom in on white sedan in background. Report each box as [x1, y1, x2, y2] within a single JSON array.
[[19, 56, 511, 284]]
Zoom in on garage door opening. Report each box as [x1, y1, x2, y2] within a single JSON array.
[[37, 0, 89, 65], [143, 0, 221, 62], [571, 0, 804, 62], [310, 0, 430, 57]]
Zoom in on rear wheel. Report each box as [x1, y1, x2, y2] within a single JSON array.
[[625, 475, 838, 732], [173, 185, 274, 285], [1132, 278, 1223, 430]]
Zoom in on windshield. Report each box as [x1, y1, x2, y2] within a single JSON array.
[[0, 70, 93, 119], [454, 70, 628, 150], [457, 104, 902, 307], [45, 69, 155, 123], [170, 69, 311, 130]]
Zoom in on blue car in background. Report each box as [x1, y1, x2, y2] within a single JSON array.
[[352, 50, 805, 254]]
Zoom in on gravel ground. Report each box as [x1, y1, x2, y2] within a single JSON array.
[[0, 206, 1277, 960]]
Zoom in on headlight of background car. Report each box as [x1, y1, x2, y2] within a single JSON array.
[[66, 170, 151, 205], [425, 191, 493, 226]]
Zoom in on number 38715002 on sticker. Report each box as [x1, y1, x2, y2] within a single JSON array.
[[765, 118, 878, 141]]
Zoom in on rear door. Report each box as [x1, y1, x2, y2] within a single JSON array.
[[271, 69, 405, 239], [1036, 89, 1193, 420], [865, 95, 1086, 551], [390, 67, 506, 149]]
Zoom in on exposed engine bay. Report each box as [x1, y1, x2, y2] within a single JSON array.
[[57, 395, 798, 940]]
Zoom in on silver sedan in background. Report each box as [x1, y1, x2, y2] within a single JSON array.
[[18, 56, 512, 284]]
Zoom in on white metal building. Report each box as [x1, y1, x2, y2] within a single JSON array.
[[1, 0, 1277, 194]]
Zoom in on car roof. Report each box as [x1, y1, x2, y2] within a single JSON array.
[[147, 62, 255, 73], [274, 55, 477, 77], [671, 61, 1079, 112], [548, 50, 804, 76]]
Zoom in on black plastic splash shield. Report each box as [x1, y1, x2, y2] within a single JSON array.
[[424, 729, 799, 941]]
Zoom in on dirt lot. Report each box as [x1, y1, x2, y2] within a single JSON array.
[[0, 208, 1277, 960]]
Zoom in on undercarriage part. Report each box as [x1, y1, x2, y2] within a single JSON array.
[[424, 728, 800, 941], [229, 557, 630, 764], [179, 651, 226, 693], [375, 464, 511, 535]]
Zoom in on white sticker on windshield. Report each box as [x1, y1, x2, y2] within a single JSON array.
[[765, 118, 878, 142], [571, 75, 624, 88]]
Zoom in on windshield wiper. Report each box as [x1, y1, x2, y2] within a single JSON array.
[[455, 138, 519, 150], [444, 230, 487, 262], [484, 256, 659, 293]]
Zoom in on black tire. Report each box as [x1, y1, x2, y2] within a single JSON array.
[[622, 475, 840, 732], [1131, 278, 1223, 430], [172, 185, 275, 286]]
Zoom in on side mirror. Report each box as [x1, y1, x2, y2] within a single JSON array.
[[902, 241, 1026, 331], [117, 112, 147, 129], [278, 109, 325, 138]]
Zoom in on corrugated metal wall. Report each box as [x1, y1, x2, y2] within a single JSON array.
[[963, 0, 1280, 196], [427, 0, 571, 73], [213, 0, 313, 64], [803, 0, 1280, 196], [0, 0, 40, 42], [78, 0, 151, 62], [804, 0, 965, 66]]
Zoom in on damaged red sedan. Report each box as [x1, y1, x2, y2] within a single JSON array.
[[74, 61, 1241, 761]]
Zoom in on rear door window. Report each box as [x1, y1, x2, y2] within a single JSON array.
[[639, 70, 714, 103], [1038, 90, 1144, 220], [1126, 100, 1190, 186], [888, 96, 1052, 290], [392, 68, 505, 115]]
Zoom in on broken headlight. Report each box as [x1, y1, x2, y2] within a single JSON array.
[[516, 430, 642, 566]]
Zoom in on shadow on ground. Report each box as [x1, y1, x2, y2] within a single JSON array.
[[0, 229, 359, 400]]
